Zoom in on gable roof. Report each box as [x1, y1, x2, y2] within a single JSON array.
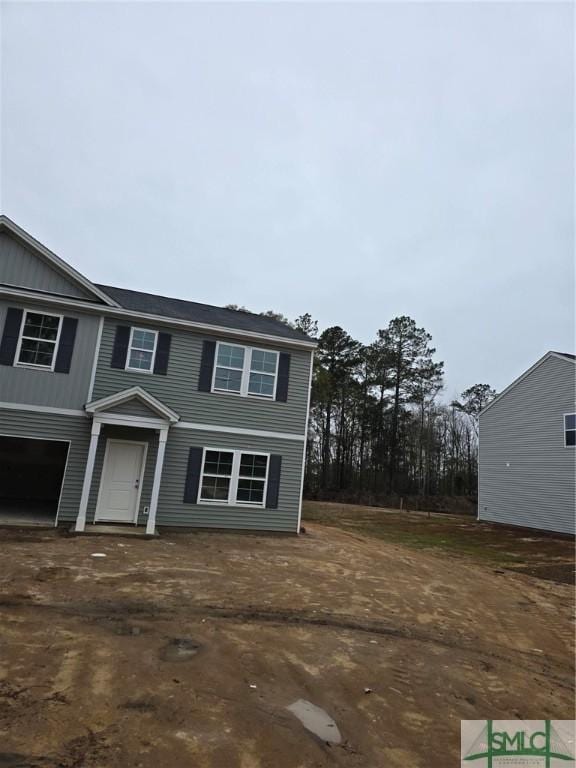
[[96, 284, 312, 343], [480, 351, 576, 417], [85, 386, 180, 423], [0, 216, 119, 307], [0, 217, 315, 346]]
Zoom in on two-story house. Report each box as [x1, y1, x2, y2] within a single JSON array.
[[0, 217, 315, 534], [478, 351, 575, 535]]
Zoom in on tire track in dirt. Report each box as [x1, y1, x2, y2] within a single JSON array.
[[1, 595, 573, 690]]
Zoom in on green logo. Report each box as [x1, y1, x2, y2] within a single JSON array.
[[463, 720, 574, 767]]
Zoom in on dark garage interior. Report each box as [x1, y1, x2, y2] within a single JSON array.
[[0, 436, 69, 525]]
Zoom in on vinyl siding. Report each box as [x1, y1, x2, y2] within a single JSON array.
[[479, 355, 576, 535], [0, 300, 101, 409], [0, 410, 303, 531], [0, 408, 91, 523], [106, 400, 162, 418], [92, 319, 312, 434], [0, 232, 94, 300], [156, 428, 303, 532]]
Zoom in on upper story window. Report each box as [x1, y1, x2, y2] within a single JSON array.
[[16, 311, 62, 370], [126, 328, 158, 373], [198, 449, 269, 506], [213, 342, 279, 399], [564, 414, 576, 447]]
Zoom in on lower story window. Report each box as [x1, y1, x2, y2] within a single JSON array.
[[199, 449, 269, 506]]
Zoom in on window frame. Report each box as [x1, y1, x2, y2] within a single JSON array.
[[197, 447, 270, 508], [125, 327, 159, 374], [563, 413, 576, 448], [211, 341, 279, 399], [14, 310, 63, 372]]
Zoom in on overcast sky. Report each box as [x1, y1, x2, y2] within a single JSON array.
[[1, 1, 573, 398]]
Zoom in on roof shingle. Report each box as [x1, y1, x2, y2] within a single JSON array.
[[96, 284, 313, 343]]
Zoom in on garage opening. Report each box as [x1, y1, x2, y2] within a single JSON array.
[[0, 437, 69, 525]]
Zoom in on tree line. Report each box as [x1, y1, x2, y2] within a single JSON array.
[[227, 306, 496, 507]]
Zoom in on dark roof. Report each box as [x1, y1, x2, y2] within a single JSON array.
[[552, 352, 576, 361], [95, 284, 313, 344]]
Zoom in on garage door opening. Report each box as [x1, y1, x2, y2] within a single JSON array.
[[0, 437, 69, 526]]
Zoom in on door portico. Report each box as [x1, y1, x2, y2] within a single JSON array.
[[75, 387, 179, 534]]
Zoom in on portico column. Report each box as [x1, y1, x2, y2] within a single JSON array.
[[75, 420, 101, 532], [146, 426, 169, 535]]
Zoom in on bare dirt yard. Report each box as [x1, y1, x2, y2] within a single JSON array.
[[0, 507, 574, 768]]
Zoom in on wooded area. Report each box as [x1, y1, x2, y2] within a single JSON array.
[[228, 307, 496, 509], [294, 314, 495, 509]]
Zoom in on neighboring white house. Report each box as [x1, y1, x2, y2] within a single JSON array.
[[478, 351, 576, 535]]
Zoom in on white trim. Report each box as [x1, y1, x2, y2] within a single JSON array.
[[0, 285, 317, 350], [212, 341, 279, 399], [95, 438, 148, 524], [125, 327, 158, 374], [94, 413, 169, 430], [480, 352, 576, 417], [0, 401, 87, 417], [87, 317, 104, 402], [14, 309, 63, 372], [0, 432, 70, 527], [563, 412, 576, 448], [146, 426, 168, 534], [173, 421, 304, 441], [296, 350, 314, 534], [85, 386, 180, 423], [0, 216, 120, 307], [197, 447, 270, 508]]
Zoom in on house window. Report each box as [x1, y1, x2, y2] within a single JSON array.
[[126, 328, 158, 372], [16, 311, 62, 369], [199, 449, 269, 506], [214, 344, 245, 393], [564, 414, 576, 447], [213, 342, 278, 398]]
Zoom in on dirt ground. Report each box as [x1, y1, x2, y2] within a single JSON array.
[[303, 501, 576, 585], [0, 519, 574, 768]]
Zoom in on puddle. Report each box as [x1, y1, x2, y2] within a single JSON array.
[[286, 699, 342, 744], [159, 638, 201, 662]]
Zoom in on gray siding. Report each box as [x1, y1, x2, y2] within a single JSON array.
[[479, 355, 576, 535], [106, 399, 161, 418], [92, 319, 312, 434], [157, 428, 303, 532], [0, 408, 91, 523], [0, 232, 94, 300], [0, 409, 303, 532], [0, 300, 101, 409]]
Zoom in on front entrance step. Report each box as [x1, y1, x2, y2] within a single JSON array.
[[73, 524, 158, 538]]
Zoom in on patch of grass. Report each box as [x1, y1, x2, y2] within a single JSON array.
[[303, 501, 575, 578]]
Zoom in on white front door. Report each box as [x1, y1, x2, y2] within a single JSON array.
[[95, 440, 146, 523]]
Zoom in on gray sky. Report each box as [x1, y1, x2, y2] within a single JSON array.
[[1, 1, 573, 398]]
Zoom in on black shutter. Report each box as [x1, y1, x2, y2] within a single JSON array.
[[54, 317, 78, 373], [183, 447, 204, 504], [153, 332, 171, 375], [111, 325, 131, 369], [198, 340, 216, 392], [265, 455, 282, 509], [0, 308, 23, 366], [275, 353, 291, 402]]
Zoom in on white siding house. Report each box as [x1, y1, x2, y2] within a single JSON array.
[[478, 352, 575, 535]]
